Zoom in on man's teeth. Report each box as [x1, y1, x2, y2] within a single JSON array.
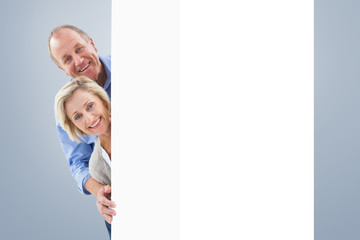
[[90, 118, 101, 128], [80, 63, 90, 72]]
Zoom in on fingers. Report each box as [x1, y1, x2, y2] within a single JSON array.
[[97, 200, 116, 224], [102, 213, 113, 224], [96, 185, 116, 224], [103, 185, 111, 194], [98, 193, 116, 209], [97, 201, 116, 215], [97, 186, 116, 208], [96, 185, 117, 224]]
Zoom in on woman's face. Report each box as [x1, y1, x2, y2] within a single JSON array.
[[65, 89, 110, 136]]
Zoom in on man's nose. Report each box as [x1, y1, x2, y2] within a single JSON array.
[[74, 54, 83, 66]]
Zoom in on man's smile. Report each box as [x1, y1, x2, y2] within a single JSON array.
[[79, 62, 90, 72]]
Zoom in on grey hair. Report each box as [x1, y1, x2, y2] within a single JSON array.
[[48, 25, 90, 66]]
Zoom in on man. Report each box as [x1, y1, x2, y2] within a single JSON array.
[[48, 25, 115, 237]]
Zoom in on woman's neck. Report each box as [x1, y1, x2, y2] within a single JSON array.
[[99, 125, 111, 159]]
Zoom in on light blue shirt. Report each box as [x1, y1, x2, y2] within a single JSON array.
[[56, 55, 111, 194]]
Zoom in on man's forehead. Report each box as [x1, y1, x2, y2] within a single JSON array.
[[50, 28, 87, 49]]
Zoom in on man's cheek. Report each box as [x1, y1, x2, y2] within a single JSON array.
[[63, 67, 72, 77]]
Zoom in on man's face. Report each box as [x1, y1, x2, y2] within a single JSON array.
[[49, 28, 102, 80]]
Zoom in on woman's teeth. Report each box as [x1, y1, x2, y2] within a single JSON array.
[[89, 117, 101, 128]]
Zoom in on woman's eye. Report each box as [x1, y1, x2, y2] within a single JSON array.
[[74, 114, 82, 120], [65, 57, 71, 63], [76, 47, 82, 53], [88, 103, 94, 109]]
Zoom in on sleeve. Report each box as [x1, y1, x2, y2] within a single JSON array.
[[56, 123, 95, 195]]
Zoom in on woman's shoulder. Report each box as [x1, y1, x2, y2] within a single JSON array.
[[89, 137, 102, 166], [89, 137, 111, 186]]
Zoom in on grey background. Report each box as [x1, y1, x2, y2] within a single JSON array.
[[0, 1, 111, 239], [315, 0, 360, 239]]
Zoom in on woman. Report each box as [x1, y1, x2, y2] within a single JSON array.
[[54, 76, 111, 186]]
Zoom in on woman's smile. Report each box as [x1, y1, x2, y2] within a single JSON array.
[[89, 117, 102, 129]]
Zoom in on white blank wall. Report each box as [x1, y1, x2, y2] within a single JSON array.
[[112, 0, 313, 239]]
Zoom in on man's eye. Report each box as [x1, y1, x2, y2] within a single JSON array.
[[88, 103, 94, 110], [65, 57, 71, 63], [74, 114, 82, 120], [76, 47, 82, 53]]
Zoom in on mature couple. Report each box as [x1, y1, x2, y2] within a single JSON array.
[[48, 25, 115, 238]]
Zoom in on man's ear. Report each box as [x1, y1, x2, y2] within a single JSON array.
[[58, 65, 69, 76], [89, 38, 98, 52]]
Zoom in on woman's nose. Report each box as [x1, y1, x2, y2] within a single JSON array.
[[85, 112, 95, 123]]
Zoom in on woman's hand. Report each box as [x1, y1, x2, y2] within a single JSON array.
[[96, 185, 116, 224]]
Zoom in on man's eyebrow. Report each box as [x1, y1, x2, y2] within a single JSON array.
[[62, 54, 69, 62], [61, 43, 83, 62], [74, 43, 83, 49]]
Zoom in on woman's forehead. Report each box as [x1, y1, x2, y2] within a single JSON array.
[[65, 90, 98, 113]]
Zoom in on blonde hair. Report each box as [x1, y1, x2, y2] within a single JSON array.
[[48, 25, 91, 66], [55, 76, 111, 142]]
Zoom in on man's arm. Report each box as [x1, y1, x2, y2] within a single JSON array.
[[85, 177, 116, 224], [56, 123, 116, 223], [57, 124, 94, 194]]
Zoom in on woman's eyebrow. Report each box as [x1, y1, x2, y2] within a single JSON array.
[[71, 110, 79, 118]]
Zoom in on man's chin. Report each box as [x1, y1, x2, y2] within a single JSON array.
[[76, 73, 97, 81]]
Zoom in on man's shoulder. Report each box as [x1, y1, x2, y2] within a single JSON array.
[[100, 55, 111, 64], [99, 55, 111, 75]]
